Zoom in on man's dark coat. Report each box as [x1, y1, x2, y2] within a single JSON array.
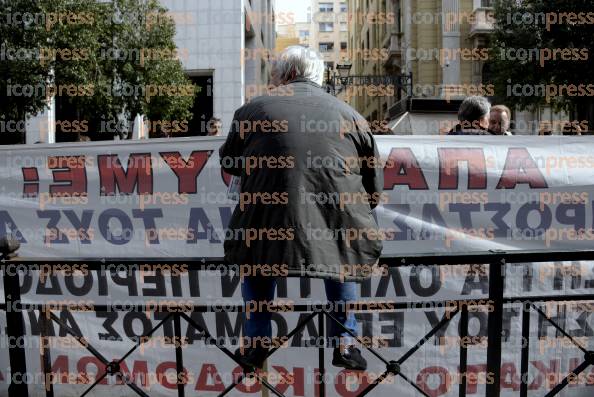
[[219, 78, 383, 281]]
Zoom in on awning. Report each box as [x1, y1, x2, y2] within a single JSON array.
[[390, 112, 459, 135]]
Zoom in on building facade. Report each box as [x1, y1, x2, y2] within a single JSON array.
[[347, 0, 568, 134], [26, 0, 276, 143], [347, 0, 479, 132], [130, 0, 277, 132], [276, 24, 301, 51], [243, 0, 277, 103], [311, 0, 349, 70], [276, 19, 312, 52], [295, 21, 313, 48], [277, 0, 348, 68], [347, 0, 404, 125]]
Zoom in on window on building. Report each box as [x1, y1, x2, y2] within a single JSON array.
[[299, 30, 310, 38], [319, 42, 335, 52], [188, 75, 214, 137], [340, 22, 348, 32], [319, 2, 334, 12], [319, 22, 334, 32], [340, 42, 347, 50], [340, 2, 348, 12]]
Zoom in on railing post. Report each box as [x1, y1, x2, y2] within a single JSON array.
[[519, 302, 530, 397], [318, 312, 325, 397], [3, 264, 29, 397], [458, 305, 468, 397], [173, 312, 185, 397], [486, 260, 505, 397], [40, 305, 54, 397], [1, 238, 28, 397]]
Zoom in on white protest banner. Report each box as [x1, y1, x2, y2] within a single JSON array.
[[0, 136, 593, 257], [1, 136, 593, 396]]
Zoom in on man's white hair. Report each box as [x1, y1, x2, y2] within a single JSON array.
[[275, 45, 325, 86]]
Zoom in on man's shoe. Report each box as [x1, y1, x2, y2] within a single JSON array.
[[332, 346, 367, 370], [234, 347, 269, 369]]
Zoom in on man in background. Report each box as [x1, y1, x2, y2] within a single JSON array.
[[448, 96, 495, 135], [562, 122, 583, 135], [206, 117, 222, 136], [489, 104, 513, 135]]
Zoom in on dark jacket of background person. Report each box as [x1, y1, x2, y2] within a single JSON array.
[[447, 96, 495, 136], [219, 78, 383, 281], [447, 123, 495, 135]]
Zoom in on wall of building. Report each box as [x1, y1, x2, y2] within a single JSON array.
[[160, 0, 244, 135], [154, 0, 277, 132], [244, 0, 276, 102], [295, 22, 313, 47], [276, 21, 312, 51], [346, 0, 570, 135], [348, 0, 405, 122]]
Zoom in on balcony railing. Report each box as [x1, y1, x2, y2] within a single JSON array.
[[470, 7, 495, 37], [382, 31, 403, 68]]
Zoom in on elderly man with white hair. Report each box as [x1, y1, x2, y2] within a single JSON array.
[[220, 46, 383, 370]]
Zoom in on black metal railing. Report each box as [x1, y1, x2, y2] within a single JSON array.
[[3, 249, 594, 397]]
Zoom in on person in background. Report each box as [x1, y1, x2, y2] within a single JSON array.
[[562, 122, 583, 135], [539, 121, 553, 135], [448, 96, 495, 135], [489, 104, 513, 135], [220, 45, 383, 371], [206, 117, 222, 136]]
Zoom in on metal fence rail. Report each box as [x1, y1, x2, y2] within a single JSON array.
[[3, 249, 594, 397]]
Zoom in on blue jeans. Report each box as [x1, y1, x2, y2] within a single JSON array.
[[241, 277, 358, 348]]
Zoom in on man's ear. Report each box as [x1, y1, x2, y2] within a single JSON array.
[[480, 115, 490, 129]]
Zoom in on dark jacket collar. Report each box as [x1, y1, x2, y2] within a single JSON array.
[[448, 123, 495, 135], [286, 77, 323, 89]]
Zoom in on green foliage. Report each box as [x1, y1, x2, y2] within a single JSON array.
[[489, 0, 594, 117], [0, 0, 195, 139], [0, 0, 53, 120]]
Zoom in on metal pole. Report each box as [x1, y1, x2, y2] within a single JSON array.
[[40, 306, 55, 397], [318, 312, 325, 397], [458, 306, 468, 397], [3, 264, 29, 397], [174, 313, 185, 397], [486, 261, 505, 397], [519, 303, 530, 397]]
